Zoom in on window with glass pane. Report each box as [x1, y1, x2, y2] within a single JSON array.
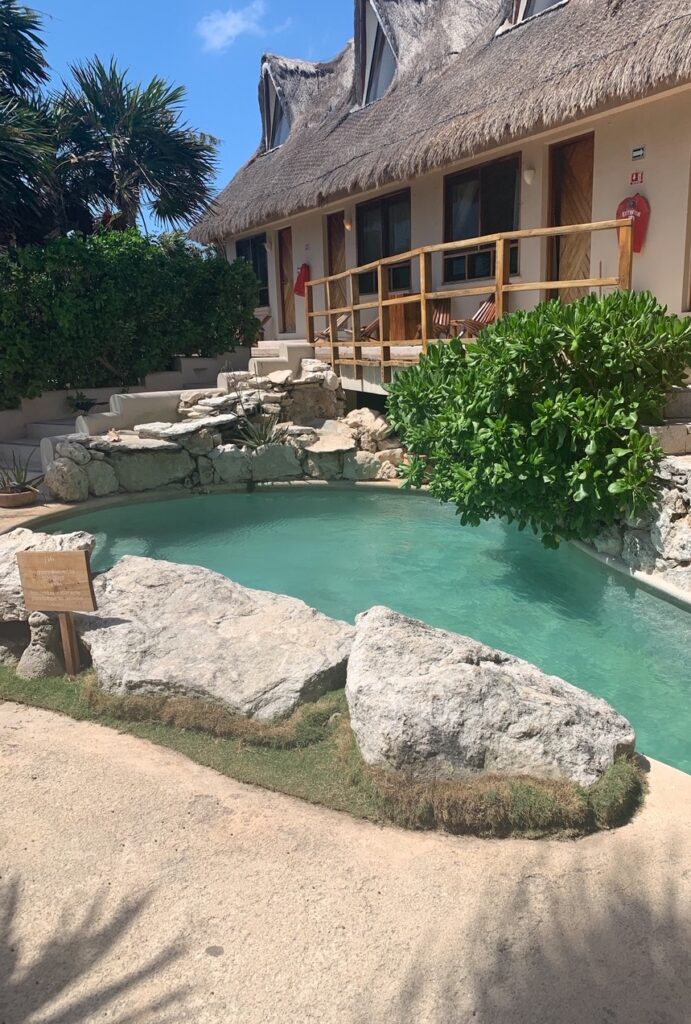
[[235, 234, 269, 307], [523, 0, 561, 17], [356, 191, 411, 294], [444, 157, 519, 283], [366, 22, 396, 103], [270, 98, 289, 148]]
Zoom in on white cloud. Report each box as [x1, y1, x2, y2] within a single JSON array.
[[196, 1, 267, 53]]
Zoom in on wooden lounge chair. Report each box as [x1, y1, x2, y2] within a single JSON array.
[[450, 296, 496, 339], [416, 297, 452, 340]]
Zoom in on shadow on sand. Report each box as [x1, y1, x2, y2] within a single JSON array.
[[363, 842, 690, 1024], [0, 877, 185, 1024]]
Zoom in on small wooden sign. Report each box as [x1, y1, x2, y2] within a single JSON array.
[[16, 550, 97, 676]]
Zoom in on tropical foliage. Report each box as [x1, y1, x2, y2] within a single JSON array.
[[0, 2, 217, 245], [387, 291, 691, 547], [0, 231, 259, 408]]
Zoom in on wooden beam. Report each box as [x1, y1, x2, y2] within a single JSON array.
[[504, 277, 620, 293], [378, 264, 391, 384], [495, 237, 510, 320], [618, 219, 634, 291], [419, 252, 431, 355]]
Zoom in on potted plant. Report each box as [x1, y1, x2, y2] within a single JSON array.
[[66, 391, 98, 416], [0, 452, 43, 509]]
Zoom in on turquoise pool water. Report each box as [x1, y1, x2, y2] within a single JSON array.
[[49, 488, 691, 773]]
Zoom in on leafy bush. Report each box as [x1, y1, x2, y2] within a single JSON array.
[[0, 230, 260, 408], [388, 291, 691, 546]]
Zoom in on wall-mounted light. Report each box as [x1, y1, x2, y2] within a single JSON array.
[[523, 166, 536, 186], [343, 213, 353, 231]]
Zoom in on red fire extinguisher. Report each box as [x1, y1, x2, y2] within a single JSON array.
[[616, 194, 650, 254], [294, 263, 310, 297]]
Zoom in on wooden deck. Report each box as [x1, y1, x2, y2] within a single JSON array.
[[305, 218, 635, 383]]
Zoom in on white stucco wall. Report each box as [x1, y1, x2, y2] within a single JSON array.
[[226, 86, 691, 340]]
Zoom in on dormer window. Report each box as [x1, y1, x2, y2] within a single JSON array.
[[263, 72, 289, 150], [359, 1, 396, 105], [515, 0, 564, 21]]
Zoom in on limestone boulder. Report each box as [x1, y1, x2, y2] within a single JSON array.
[[44, 458, 89, 503], [650, 509, 691, 562], [210, 445, 252, 484], [16, 612, 64, 679], [0, 528, 95, 622], [136, 414, 239, 442], [109, 450, 195, 492], [345, 606, 635, 787], [282, 383, 345, 424], [251, 443, 302, 481], [86, 460, 118, 497], [77, 556, 354, 720], [592, 526, 624, 559], [56, 441, 91, 466], [342, 450, 380, 481], [345, 408, 392, 451]]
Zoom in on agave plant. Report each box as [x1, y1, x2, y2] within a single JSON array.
[[238, 414, 287, 450], [0, 450, 43, 492]]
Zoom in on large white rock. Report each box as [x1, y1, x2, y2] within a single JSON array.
[[342, 450, 380, 481], [304, 420, 356, 454], [86, 460, 118, 497], [345, 607, 635, 787], [55, 441, 91, 466], [77, 556, 354, 720], [210, 445, 252, 484], [109, 450, 195, 492], [0, 528, 95, 622], [251, 443, 302, 481], [345, 408, 392, 445], [44, 458, 89, 503]]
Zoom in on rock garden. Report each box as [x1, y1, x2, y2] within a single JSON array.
[[43, 360, 405, 503], [0, 523, 643, 838]]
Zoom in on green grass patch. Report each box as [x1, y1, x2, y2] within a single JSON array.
[[0, 666, 645, 838]]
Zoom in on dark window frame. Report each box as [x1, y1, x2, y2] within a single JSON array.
[[356, 189, 412, 295], [356, 0, 397, 106], [263, 74, 289, 150], [235, 233, 270, 308], [443, 155, 521, 284]]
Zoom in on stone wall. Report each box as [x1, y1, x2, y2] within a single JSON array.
[[43, 362, 406, 503], [593, 456, 691, 592]]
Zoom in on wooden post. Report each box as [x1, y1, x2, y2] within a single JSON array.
[[305, 281, 315, 347], [327, 279, 338, 370], [378, 263, 391, 385], [351, 272, 363, 381], [419, 251, 431, 355], [58, 611, 80, 676], [495, 237, 510, 320], [618, 219, 634, 292]]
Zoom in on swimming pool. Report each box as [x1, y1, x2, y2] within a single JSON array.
[[48, 487, 691, 773]]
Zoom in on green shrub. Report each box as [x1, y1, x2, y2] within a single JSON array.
[[0, 230, 260, 408], [388, 291, 691, 546]]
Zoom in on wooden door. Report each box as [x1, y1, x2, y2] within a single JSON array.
[[278, 227, 296, 333], [327, 212, 348, 310], [550, 134, 594, 303]]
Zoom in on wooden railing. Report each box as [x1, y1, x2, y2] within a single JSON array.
[[305, 218, 635, 383]]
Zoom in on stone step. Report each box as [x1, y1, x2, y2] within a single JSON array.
[[0, 439, 43, 474], [25, 417, 77, 440], [665, 386, 691, 420], [646, 420, 691, 455]]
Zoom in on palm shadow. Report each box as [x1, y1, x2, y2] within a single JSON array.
[[362, 840, 690, 1024], [1, 877, 186, 1024]]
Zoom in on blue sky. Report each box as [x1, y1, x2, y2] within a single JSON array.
[[39, 1, 353, 195]]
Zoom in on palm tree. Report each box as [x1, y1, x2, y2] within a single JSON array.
[[0, 1, 51, 245], [0, 0, 48, 96], [55, 58, 218, 230]]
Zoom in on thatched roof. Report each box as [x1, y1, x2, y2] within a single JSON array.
[[191, 0, 691, 243]]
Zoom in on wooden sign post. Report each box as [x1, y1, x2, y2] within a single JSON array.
[[16, 549, 97, 676]]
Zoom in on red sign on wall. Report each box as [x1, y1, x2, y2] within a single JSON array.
[[630, 171, 644, 186]]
